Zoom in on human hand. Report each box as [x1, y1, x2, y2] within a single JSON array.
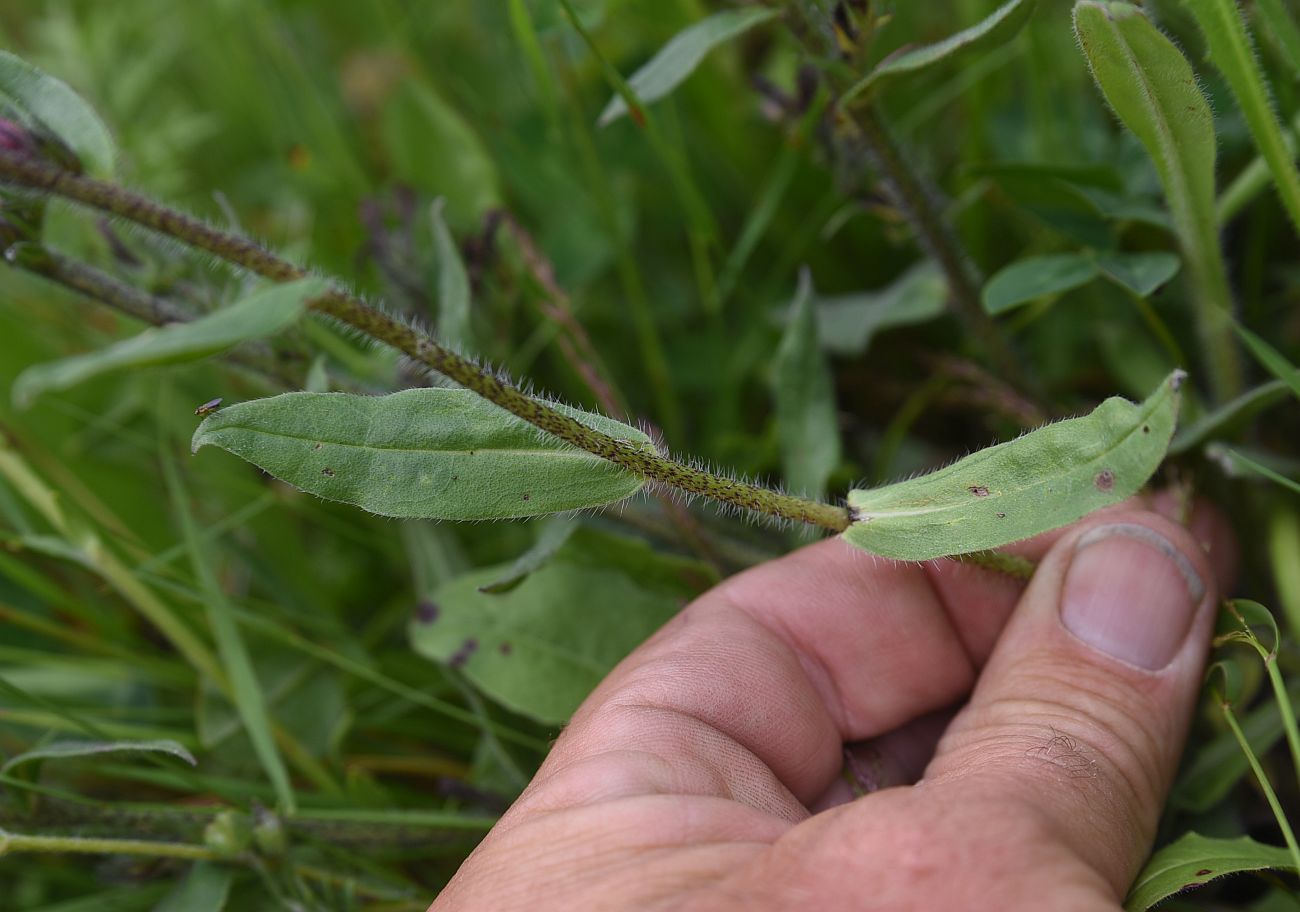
[[432, 502, 1234, 910]]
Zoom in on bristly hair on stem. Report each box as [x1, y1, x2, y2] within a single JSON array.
[[0, 149, 851, 533]]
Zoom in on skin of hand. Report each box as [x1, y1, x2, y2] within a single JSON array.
[[431, 499, 1235, 911]]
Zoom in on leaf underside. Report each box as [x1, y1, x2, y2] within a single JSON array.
[[842, 371, 1184, 560]]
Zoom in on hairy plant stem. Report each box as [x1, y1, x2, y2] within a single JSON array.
[[850, 106, 1023, 386], [4, 243, 302, 389], [954, 549, 1035, 581], [0, 830, 224, 861], [0, 151, 849, 532]]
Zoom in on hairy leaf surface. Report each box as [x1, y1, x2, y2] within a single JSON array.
[[1125, 832, 1297, 911], [192, 389, 653, 520], [0, 50, 116, 177], [843, 371, 1184, 560]]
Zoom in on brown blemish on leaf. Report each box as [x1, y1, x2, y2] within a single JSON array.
[[416, 601, 439, 624], [321, 467, 336, 477], [499, 641, 512, 656], [313, 442, 323, 450], [522, 493, 531, 501], [449, 638, 478, 669], [1196, 869, 1212, 876], [1142, 425, 1150, 434], [1094, 469, 1114, 491], [969, 485, 990, 497], [996, 512, 1006, 519]]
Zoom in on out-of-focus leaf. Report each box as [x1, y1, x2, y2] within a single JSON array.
[[846, 0, 1037, 103], [13, 277, 327, 408], [304, 355, 330, 393], [153, 863, 233, 912], [1095, 251, 1180, 296], [1183, 0, 1300, 234], [165, 454, 296, 814], [844, 371, 1184, 560], [410, 528, 717, 723], [1212, 446, 1300, 496], [1125, 832, 1297, 911], [1170, 380, 1287, 454], [815, 260, 947, 356], [430, 198, 472, 350], [773, 270, 840, 498], [192, 389, 654, 520], [1172, 683, 1299, 811], [0, 50, 116, 177], [1256, 0, 1300, 76], [981, 252, 1098, 315], [598, 8, 780, 126], [0, 738, 196, 775], [1235, 324, 1300, 402], [478, 516, 578, 594]]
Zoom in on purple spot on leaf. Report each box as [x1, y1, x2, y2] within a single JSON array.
[[416, 601, 439, 624]]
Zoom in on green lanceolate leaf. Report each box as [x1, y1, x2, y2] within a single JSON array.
[[410, 527, 716, 723], [13, 277, 327, 408], [1075, 1, 1241, 399], [1182, 0, 1300, 236], [598, 7, 780, 126], [845, 0, 1037, 103], [774, 269, 841, 498], [1170, 380, 1288, 454], [431, 198, 472, 350], [153, 863, 233, 912], [1235, 324, 1300, 402], [843, 371, 1184, 560], [192, 389, 654, 520], [815, 260, 946, 356], [1125, 832, 1298, 911], [0, 738, 196, 775], [981, 252, 1098, 315], [478, 516, 578, 594], [0, 50, 116, 177], [1255, 0, 1300, 77], [1095, 251, 1181, 297]]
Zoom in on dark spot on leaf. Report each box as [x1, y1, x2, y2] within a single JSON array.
[[1196, 869, 1212, 876], [522, 493, 530, 501], [969, 485, 990, 497], [1094, 469, 1114, 492], [451, 474, 459, 481], [1181, 883, 1202, 891], [313, 442, 323, 450], [321, 467, 335, 478], [416, 601, 439, 624], [468, 450, 476, 456], [1142, 425, 1149, 434], [449, 638, 478, 669], [996, 512, 1006, 519], [499, 641, 512, 656]]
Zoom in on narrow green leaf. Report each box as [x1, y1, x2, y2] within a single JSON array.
[[815, 260, 947, 356], [164, 455, 296, 814], [845, 0, 1037, 103], [1095, 251, 1181, 297], [1183, 0, 1300, 236], [844, 371, 1184, 560], [0, 739, 196, 775], [431, 198, 472, 350], [597, 8, 781, 126], [981, 252, 1099, 315], [192, 389, 653, 520], [0, 50, 116, 177], [13, 277, 327, 408], [1075, 0, 1241, 400], [774, 269, 841, 499], [1235, 324, 1300, 401], [1125, 832, 1298, 911], [411, 528, 715, 723], [1214, 446, 1300, 496], [478, 516, 578, 594], [1255, 0, 1300, 77], [153, 863, 233, 912], [1169, 380, 1287, 454], [304, 355, 330, 393]]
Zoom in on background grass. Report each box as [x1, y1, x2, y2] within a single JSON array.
[[0, 0, 1297, 908]]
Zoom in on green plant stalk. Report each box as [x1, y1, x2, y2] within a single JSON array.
[[0, 151, 849, 532], [851, 105, 1024, 386], [1254, 0, 1300, 77], [1217, 697, 1300, 874], [1184, 0, 1300, 237], [954, 549, 1035, 580], [1218, 111, 1300, 226], [0, 831, 224, 861]]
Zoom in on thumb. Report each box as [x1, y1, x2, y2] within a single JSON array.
[[924, 511, 1220, 898]]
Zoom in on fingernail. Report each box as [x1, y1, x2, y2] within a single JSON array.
[[1061, 523, 1205, 670]]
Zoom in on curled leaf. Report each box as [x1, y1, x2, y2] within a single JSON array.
[[843, 371, 1184, 560]]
